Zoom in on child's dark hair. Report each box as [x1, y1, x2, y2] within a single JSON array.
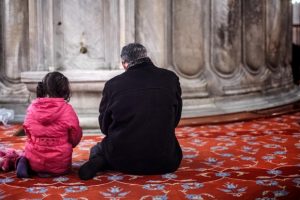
[[36, 72, 71, 101]]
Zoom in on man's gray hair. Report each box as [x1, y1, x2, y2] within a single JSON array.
[[120, 43, 147, 63]]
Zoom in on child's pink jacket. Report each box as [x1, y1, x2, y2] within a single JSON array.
[[23, 98, 82, 175]]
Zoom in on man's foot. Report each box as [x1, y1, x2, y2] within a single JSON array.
[[16, 157, 30, 178], [78, 157, 105, 180]]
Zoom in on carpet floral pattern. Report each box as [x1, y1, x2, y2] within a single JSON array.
[[1, 113, 300, 199]]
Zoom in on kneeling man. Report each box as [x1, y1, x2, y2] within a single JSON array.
[[79, 43, 182, 180]]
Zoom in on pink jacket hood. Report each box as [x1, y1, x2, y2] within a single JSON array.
[[31, 98, 66, 125]]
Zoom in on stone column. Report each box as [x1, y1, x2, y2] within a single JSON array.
[[28, 0, 53, 71], [1, 0, 29, 78], [0, 0, 29, 121]]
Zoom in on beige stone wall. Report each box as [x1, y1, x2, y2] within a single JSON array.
[[0, 0, 298, 128]]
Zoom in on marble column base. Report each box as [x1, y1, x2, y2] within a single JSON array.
[[183, 85, 300, 118], [21, 70, 300, 128]]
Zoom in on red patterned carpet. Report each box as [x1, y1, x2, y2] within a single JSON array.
[[1, 113, 300, 199]]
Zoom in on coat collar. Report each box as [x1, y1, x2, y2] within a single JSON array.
[[127, 57, 153, 69]]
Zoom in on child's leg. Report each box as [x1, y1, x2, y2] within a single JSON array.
[[16, 156, 31, 178], [79, 142, 108, 180]]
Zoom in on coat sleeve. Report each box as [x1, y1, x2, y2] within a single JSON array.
[[67, 105, 82, 148], [98, 83, 112, 135], [174, 76, 182, 127]]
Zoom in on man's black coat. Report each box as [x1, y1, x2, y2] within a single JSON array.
[[98, 58, 182, 175]]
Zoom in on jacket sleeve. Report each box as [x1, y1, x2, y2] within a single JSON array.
[[23, 104, 34, 140], [174, 76, 182, 127], [98, 83, 112, 135], [67, 105, 83, 148]]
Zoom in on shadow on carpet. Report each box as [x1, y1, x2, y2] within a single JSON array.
[[1, 113, 300, 199]]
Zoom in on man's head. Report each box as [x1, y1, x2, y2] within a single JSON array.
[[120, 43, 147, 70]]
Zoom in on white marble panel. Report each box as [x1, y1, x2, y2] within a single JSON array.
[[3, 0, 29, 79], [211, 0, 242, 77], [266, 0, 290, 70], [243, 0, 265, 73], [172, 0, 207, 77], [135, 0, 167, 67], [55, 0, 105, 70]]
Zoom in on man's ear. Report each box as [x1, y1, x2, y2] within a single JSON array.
[[122, 62, 129, 70]]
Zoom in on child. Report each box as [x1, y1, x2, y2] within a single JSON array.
[[17, 72, 82, 178]]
